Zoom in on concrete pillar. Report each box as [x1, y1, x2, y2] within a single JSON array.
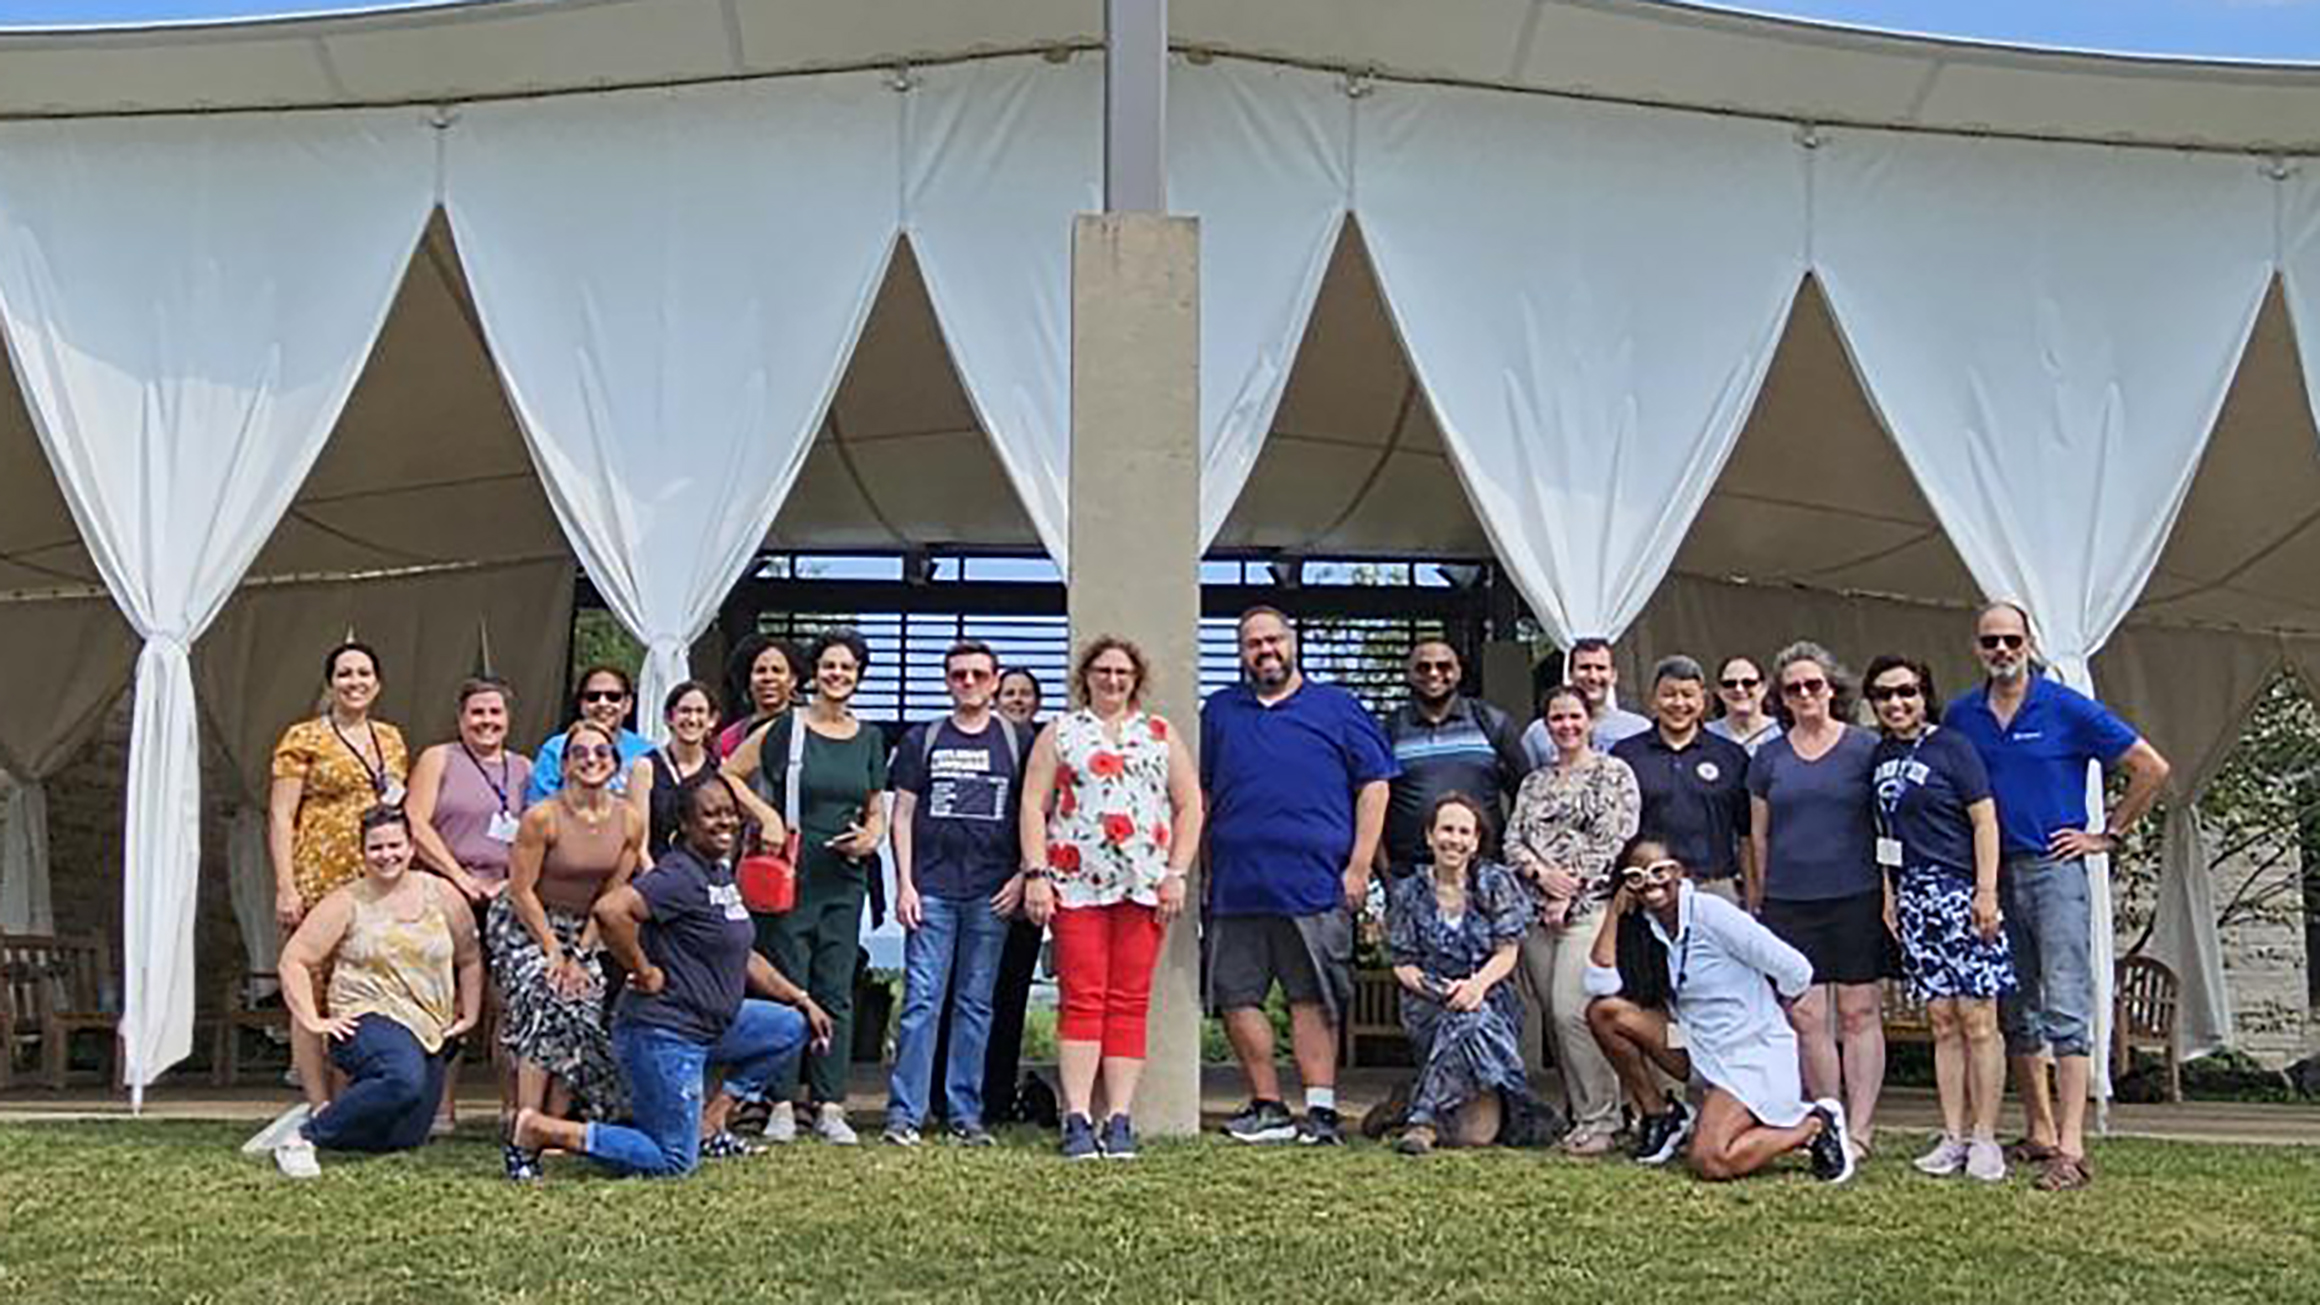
[[1068, 211, 1202, 1135]]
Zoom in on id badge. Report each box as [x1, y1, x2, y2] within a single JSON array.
[[1665, 1021, 1690, 1052], [1876, 836, 1904, 868], [487, 810, 521, 844], [380, 779, 408, 808]]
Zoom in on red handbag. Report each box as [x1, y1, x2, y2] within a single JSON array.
[[738, 713, 808, 915]]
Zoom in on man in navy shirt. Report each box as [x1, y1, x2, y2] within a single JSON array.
[[1942, 600, 2169, 1192], [1203, 606, 1398, 1145], [1378, 639, 1527, 877], [1612, 654, 1753, 901], [882, 639, 1030, 1148]]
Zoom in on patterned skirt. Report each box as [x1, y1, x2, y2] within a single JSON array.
[[486, 895, 628, 1121], [1400, 988, 1531, 1129], [1897, 869, 2017, 1002]]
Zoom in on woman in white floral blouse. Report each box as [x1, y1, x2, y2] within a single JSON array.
[[1020, 636, 1204, 1161], [1507, 683, 1641, 1155]]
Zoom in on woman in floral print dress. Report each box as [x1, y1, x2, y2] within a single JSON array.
[[1020, 635, 1203, 1161]]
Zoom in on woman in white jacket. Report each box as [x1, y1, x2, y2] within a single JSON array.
[[1583, 836, 1856, 1183]]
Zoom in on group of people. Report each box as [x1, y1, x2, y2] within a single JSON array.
[[1358, 602, 2166, 1190], [238, 595, 2166, 1192]]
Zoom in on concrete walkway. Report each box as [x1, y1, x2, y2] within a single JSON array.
[[7, 1066, 2318, 1146]]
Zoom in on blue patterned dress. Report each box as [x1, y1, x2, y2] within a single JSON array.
[[1388, 861, 1531, 1128]]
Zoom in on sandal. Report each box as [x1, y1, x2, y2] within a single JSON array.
[[2005, 1137, 2059, 1165], [2034, 1153, 2093, 1192]]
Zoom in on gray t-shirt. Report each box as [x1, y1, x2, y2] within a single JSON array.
[[1746, 726, 1879, 902]]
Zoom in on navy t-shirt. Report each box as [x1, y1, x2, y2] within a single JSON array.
[[1202, 680, 1400, 917], [1747, 726, 1879, 902], [1873, 727, 1992, 880], [616, 845, 755, 1044], [887, 716, 1028, 898], [1612, 728, 1753, 881], [1943, 675, 2139, 857]]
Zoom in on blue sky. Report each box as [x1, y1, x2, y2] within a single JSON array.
[[4, 0, 2320, 63]]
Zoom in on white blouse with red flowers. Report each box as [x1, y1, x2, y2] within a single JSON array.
[[1047, 707, 1175, 909]]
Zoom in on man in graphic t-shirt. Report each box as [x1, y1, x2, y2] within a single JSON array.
[[883, 639, 1032, 1148]]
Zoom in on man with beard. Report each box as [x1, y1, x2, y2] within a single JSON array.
[[1942, 600, 2169, 1193], [1202, 607, 1398, 1145], [1377, 639, 1528, 879], [1612, 655, 1753, 906]]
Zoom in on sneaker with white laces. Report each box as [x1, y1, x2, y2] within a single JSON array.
[[1964, 1137, 2007, 1183], [882, 1120, 923, 1148], [1914, 1133, 1971, 1176], [1222, 1099, 1299, 1145], [811, 1102, 860, 1146], [1633, 1095, 1694, 1166], [762, 1101, 800, 1144], [242, 1102, 313, 1155], [1806, 1098, 1856, 1184], [273, 1136, 321, 1180]]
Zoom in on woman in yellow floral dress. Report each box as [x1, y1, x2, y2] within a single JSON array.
[[268, 640, 410, 1114]]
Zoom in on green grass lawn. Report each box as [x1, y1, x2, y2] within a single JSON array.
[[3, 1121, 2316, 1304]]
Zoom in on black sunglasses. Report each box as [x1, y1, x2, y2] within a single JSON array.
[[1865, 682, 1923, 703], [1978, 634, 2026, 651], [1720, 676, 1760, 690], [580, 689, 629, 704]]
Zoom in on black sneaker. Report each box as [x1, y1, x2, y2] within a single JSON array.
[[1100, 1113, 1138, 1160], [1633, 1095, 1692, 1167], [1297, 1105, 1345, 1147], [1061, 1112, 1100, 1161], [502, 1143, 542, 1183], [1222, 1098, 1299, 1145], [700, 1129, 763, 1160], [947, 1120, 997, 1148], [1807, 1098, 1856, 1184]]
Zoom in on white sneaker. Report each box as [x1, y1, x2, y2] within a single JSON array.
[[273, 1137, 321, 1180], [242, 1102, 313, 1155], [811, 1102, 859, 1146], [763, 1101, 798, 1145], [1913, 1133, 1970, 1176], [1964, 1137, 2007, 1183]]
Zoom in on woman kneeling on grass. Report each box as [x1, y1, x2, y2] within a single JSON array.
[[1583, 837, 1856, 1183], [513, 774, 832, 1177], [260, 805, 484, 1178], [1386, 793, 1533, 1156]]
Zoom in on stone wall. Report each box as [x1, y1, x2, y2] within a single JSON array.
[[2208, 846, 2315, 1067]]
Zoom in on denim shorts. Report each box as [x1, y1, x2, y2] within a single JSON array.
[[1997, 855, 2094, 1058]]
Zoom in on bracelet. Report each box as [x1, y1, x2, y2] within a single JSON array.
[[1160, 869, 1188, 881], [1021, 868, 1051, 882]]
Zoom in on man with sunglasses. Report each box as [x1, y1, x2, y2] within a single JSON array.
[[1941, 601, 2171, 1192], [1613, 656, 1754, 906], [1378, 640, 1528, 879], [883, 639, 1030, 1148], [527, 665, 655, 803]]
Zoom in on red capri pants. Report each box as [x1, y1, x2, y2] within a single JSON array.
[[1051, 901, 1166, 1058]]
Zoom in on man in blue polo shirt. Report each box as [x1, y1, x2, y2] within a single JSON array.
[[1378, 638, 1528, 878], [1203, 606, 1398, 1146], [1943, 600, 2169, 1192]]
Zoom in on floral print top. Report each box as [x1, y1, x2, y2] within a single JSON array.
[[1046, 708, 1177, 910], [1506, 754, 1640, 926], [273, 717, 410, 907]]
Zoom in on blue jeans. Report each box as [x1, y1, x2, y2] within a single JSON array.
[[583, 1000, 808, 1177], [887, 891, 1009, 1128], [1998, 854, 2094, 1058], [303, 1014, 447, 1154]]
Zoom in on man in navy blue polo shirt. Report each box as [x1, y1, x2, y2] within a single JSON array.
[[1612, 654, 1753, 903], [1203, 606, 1398, 1146], [1942, 600, 2169, 1192]]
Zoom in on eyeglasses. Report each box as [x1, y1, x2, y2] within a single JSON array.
[[1978, 633, 2026, 651], [946, 668, 994, 684], [1088, 666, 1137, 680], [1720, 677, 1760, 691], [580, 689, 628, 704], [1411, 660, 1458, 676], [1619, 859, 1681, 889], [1866, 682, 1923, 703], [569, 744, 618, 763], [1780, 677, 1830, 699]]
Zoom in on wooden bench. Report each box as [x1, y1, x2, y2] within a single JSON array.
[[0, 931, 119, 1090], [209, 969, 293, 1087], [1882, 978, 1933, 1045], [2113, 954, 2183, 1103], [1342, 967, 1407, 1069]]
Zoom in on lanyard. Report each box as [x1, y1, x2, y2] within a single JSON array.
[[460, 742, 512, 813], [1671, 921, 1694, 1000], [331, 717, 390, 797]]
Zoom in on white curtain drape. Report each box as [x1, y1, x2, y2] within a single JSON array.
[[445, 78, 901, 737], [0, 593, 136, 933], [2096, 624, 2282, 1058], [1353, 84, 1806, 645], [906, 55, 1352, 561], [1815, 129, 2274, 1105], [0, 110, 435, 1098]]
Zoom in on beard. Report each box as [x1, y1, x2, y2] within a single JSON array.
[[1247, 656, 1291, 691]]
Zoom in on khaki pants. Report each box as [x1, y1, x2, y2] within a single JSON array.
[[1695, 877, 1742, 907], [1519, 917, 1622, 1138]]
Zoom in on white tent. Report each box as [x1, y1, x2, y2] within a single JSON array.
[[1, 0, 2318, 1102]]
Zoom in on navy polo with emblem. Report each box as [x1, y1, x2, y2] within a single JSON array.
[[1611, 726, 1753, 881]]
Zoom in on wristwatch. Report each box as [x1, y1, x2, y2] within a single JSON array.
[[1021, 867, 1051, 882]]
